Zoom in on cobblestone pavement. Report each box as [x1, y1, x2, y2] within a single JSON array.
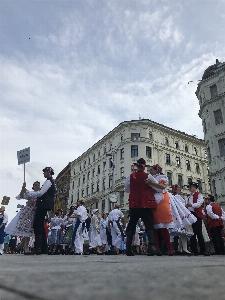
[[0, 254, 225, 300]]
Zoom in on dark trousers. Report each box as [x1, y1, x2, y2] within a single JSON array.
[[126, 208, 154, 235], [33, 208, 48, 236], [190, 213, 206, 254], [210, 226, 224, 255]]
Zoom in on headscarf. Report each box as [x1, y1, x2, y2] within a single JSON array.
[[152, 164, 162, 174], [92, 209, 99, 214]]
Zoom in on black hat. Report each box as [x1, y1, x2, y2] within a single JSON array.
[[137, 158, 146, 165], [42, 167, 54, 175], [69, 206, 75, 210], [187, 182, 199, 189]]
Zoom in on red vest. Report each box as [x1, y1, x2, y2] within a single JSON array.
[[129, 171, 156, 209], [193, 192, 204, 218], [207, 203, 223, 229]]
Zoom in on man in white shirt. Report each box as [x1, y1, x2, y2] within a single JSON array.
[[0, 206, 8, 255]]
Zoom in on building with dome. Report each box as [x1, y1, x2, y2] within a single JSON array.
[[196, 59, 225, 209]]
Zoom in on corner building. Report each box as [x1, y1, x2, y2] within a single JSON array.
[[196, 59, 225, 209], [69, 119, 210, 214]]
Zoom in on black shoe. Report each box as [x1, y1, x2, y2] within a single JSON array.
[[147, 245, 162, 256], [126, 248, 135, 256], [203, 252, 210, 256]]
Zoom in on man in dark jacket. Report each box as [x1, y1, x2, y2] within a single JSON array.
[[22, 167, 56, 255]]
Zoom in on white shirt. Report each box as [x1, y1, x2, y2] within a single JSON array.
[[0, 213, 8, 224], [187, 193, 204, 212], [206, 204, 225, 220], [108, 209, 124, 221], [76, 205, 87, 222], [27, 179, 53, 198], [174, 194, 185, 205]]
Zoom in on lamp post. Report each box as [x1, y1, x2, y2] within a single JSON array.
[[106, 153, 117, 210]]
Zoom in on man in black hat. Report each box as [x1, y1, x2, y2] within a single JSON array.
[[22, 167, 56, 255], [186, 182, 210, 256]]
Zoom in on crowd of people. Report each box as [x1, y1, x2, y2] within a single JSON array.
[[0, 160, 225, 257]]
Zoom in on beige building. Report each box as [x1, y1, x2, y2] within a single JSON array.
[[196, 59, 225, 209], [69, 119, 210, 214], [55, 162, 71, 214]]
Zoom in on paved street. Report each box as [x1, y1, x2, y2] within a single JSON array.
[[0, 254, 225, 300]]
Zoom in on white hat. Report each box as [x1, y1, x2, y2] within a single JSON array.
[[92, 209, 99, 214]]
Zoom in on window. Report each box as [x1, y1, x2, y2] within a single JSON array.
[[98, 165, 101, 174], [197, 180, 202, 193], [196, 163, 200, 174], [110, 143, 112, 150], [82, 175, 85, 184], [165, 138, 169, 146], [78, 178, 81, 186], [101, 200, 105, 213], [131, 133, 140, 140], [95, 202, 98, 209], [120, 148, 124, 159], [185, 145, 189, 152], [98, 151, 100, 158], [178, 175, 183, 187], [146, 146, 152, 158], [92, 168, 95, 177], [93, 154, 95, 162], [102, 178, 106, 191], [91, 184, 94, 194], [203, 120, 207, 133], [175, 142, 179, 149], [97, 182, 99, 192], [207, 147, 211, 161], [194, 147, 198, 155], [109, 175, 113, 188], [86, 187, 89, 196], [103, 161, 106, 171], [131, 145, 138, 157], [186, 160, 191, 171], [104, 147, 106, 154], [121, 135, 124, 141], [73, 169, 75, 175], [212, 179, 217, 200], [188, 178, 192, 185], [166, 154, 171, 165], [72, 181, 74, 189], [120, 167, 124, 178], [80, 165, 81, 171], [146, 165, 151, 173], [210, 84, 218, 98], [176, 156, 181, 168], [120, 191, 124, 205], [71, 194, 73, 204], [214, 109, 223, 125], [82, 190, 84, 197], [149, 132, 153, 139], [109, 158, 113, 168], [88, 157, 90, 165], [77, 191, 79, 201], [218, 138, 225, 156], [83, 161, 86, 168], [87, 171, 90, 180], [167, 172, 172, 186]]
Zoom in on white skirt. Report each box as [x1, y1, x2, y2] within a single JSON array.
[[90, 227, 102, 248], [100, 228, 107, 245]]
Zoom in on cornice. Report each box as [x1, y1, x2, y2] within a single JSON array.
[[199, 92, 225, 118]]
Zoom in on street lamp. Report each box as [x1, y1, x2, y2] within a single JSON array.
[[106, 153, 118, 208]]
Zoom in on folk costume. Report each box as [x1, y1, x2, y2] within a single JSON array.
[[108, 206, 124, 253], [62, 207, 76, 246], [0, 207, 8, 255], [205, 201, 225, 255], [187, 182, 209, 256], [90, 209, 102, 250], [25, 167, 56, 255], [125, 158, 159, 256]]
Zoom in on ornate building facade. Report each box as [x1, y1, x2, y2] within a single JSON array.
[[196, 59, 225, 209], [69, 119, 210, 214], [55, 162, 71, 214]]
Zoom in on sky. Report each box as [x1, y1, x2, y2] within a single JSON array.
[[0, 0, 225, 221]]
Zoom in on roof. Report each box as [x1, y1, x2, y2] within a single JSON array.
[[202, 59, 224, 80]]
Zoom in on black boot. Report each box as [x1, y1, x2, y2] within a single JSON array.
[[146, 230, 162, 256], [34, 235, 42, 255], [126, 231, 135, 256]]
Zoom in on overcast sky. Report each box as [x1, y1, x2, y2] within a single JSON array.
[[1, 0, 225, 221]]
